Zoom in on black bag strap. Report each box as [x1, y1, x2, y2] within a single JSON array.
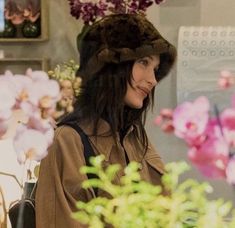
[[65, 122, 98, 196]]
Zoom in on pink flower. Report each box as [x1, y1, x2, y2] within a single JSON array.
[[26, 69, 49, 81], [154, 115, 162, 125], [160, 108, 173, 119], [0, 69, 60, 163], [0, 120, 8, 138], [13, 128, 49, 164], [219, 108, 235, 147], [27, 79, 60, 109], [188, 136, 229, 178], [0, 80, 17, 120], [220, 108, 235, 129], [218, 70, 234, 89], [154, 108, 174, 133], [173, 96, 210, 146], [226, 156, 235, 184], [204, 118, 223, 139], [1, 73, 33, 108]]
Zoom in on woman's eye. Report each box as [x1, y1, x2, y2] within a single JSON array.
[[139, 59, 149, 66]]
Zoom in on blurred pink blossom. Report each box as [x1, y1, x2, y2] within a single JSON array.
[[154, 115, 162, 125], [161, 120, 174, 133], [154, 108, 174, 133], [155, 79, 235, 184], [26, 68, 49, 81], [0, 81, 16, 120], [13, 129, 48, 164], [188, 137, 229, 178], [173, 96, 210, 146], [0, 69, 60, 165], [160, 108, 173, 118], [218, 70, 235, 89], [226, 156, 235, 184], [0, 120, 8, 138]]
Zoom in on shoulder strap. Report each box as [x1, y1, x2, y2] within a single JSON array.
[[66, 122, 96, 167], [65, 122, 98, 196], [28, 122, 98, 201]]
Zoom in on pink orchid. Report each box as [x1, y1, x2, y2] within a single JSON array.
[[161, 120, 174, 133], [0, 120, 8, 138], [0, 73, 33, 108], [154, 115, 163, 125], [226, 156, 235, 184], [13, 128, 49, 164], [220, 108, 235, 130], [154, 108, 174, 133], [0, 69, 59, 164], [26, 69, 49, 82], [204, 118, 223, 139], [173, 96, 210, 146], [155, 71, 235, 184], [160, 108, 173, 119], [188, 136, 229, 178], [218, 108, 235, 147], [27, 79, 60, 109], [0, 81, 16, 120], [218, 70, 235, 89]]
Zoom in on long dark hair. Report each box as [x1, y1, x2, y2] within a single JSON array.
[[59, 60, 155, 151]]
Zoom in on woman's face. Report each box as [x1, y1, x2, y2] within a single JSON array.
[[124, 55, 160, 109]]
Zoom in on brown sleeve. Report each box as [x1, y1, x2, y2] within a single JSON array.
[[36, 126, 93, 228]]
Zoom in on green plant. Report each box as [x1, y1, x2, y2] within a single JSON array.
[[73, 155, 235, 228]]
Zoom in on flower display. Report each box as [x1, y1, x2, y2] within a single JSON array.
[[48, 59, 81, 120], [0, 69, 60, 165], [0, 65, 80, 226], [68, 0, 165, 24], [4, 0, 40, 25], [155, 70, 235, 185]]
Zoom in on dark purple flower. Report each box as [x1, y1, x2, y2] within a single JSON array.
[[155, 0, 164, 4], [68, 0, 82, 19], [138, 0, 154, 12], [68, 0, 165, 24]]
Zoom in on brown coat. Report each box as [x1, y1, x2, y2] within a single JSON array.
[[35, 119, 165, 228]]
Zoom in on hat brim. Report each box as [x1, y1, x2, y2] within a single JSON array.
[[77, 38, 177, 79]]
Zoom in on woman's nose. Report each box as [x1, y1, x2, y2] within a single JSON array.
[[147, 69, 157, 86]]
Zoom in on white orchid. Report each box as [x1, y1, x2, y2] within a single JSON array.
[[0, 69, 60, 165]]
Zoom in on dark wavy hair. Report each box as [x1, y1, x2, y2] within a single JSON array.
[[59, 60, 156, 151]]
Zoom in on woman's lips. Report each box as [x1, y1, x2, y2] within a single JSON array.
[[137, 86, 150, 97]]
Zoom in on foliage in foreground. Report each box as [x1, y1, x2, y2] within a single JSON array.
[[73, 155, 235, 228]]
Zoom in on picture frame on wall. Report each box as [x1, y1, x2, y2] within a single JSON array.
[[0, 0, 48, 42]]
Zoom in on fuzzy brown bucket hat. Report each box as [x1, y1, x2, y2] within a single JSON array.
[[77, 13, 177, 80]]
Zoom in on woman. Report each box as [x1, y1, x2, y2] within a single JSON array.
[[36, 13, 176, 227]]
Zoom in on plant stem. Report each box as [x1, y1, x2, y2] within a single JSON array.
[[213, 104, 224, 136], [0, 172, 23, 189], [0, 186, 7, 228]]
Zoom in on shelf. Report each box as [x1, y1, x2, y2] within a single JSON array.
[[0, 58, 50, 74], [0, 0, 49, 42]]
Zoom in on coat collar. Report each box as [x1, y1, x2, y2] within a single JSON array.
[[79, 119, 136, 161]]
